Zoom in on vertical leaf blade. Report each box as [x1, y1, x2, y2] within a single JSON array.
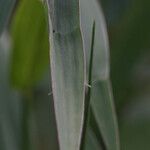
[[91, 81, 119, 150], [46, 0, 85, 150], [80, 0, 120, 149]]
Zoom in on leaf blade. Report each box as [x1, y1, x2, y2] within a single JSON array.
[[46, 0, 85, 150], [91, 81, 119, 150], [80, 0, 120, 149]]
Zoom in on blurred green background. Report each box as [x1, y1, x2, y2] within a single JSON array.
[[0, 0, 150, 149]]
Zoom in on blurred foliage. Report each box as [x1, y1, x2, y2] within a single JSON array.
[[106, 0, 150, 149], [120, 96, 150, 150], [10, 0, 49, 89], [0, 0, 15, 35], [109, 0, 150, 111], [0, 33, 22, 150]]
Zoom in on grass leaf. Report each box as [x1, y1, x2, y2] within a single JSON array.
[[46, 0, 85, 150], [91, 81, 119, 150], [80, 0, 120, 149]]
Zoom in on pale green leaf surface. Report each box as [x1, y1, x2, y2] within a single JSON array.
[[0, 0, 15, 35], [80, 0, 109, 81], [80, 0, 119, 149], [10, 0, 49, 89], [46, 0, 85, 150], [91, 81, 119, 150]]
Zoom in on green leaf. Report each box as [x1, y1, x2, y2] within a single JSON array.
[[10, 0, 49, 89], [80, 0, 109, 81], [91, 81, 119, 150], [80, 0, 120, 149], [0, 0, 15, 35], [85, 127, 102, 150], [46, 0, 85, 150]]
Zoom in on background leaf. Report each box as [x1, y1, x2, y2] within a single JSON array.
[[110, 0, 150, 111], [46, 0, 85, 150], [10, 0, 49, 89], [120, 97, 150, 150], [0, 33, 22, 150], [0, 0, 15, 35]]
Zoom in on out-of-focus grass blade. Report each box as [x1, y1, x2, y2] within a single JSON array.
[[0, 33, 22, 150], [80, 0, 119, 150], [111, 0, 150, 110], [10, 0, 49, 89], [46, 0, 85, 150], [31, 83, 59, 150], [0, 0, 15, 35]]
